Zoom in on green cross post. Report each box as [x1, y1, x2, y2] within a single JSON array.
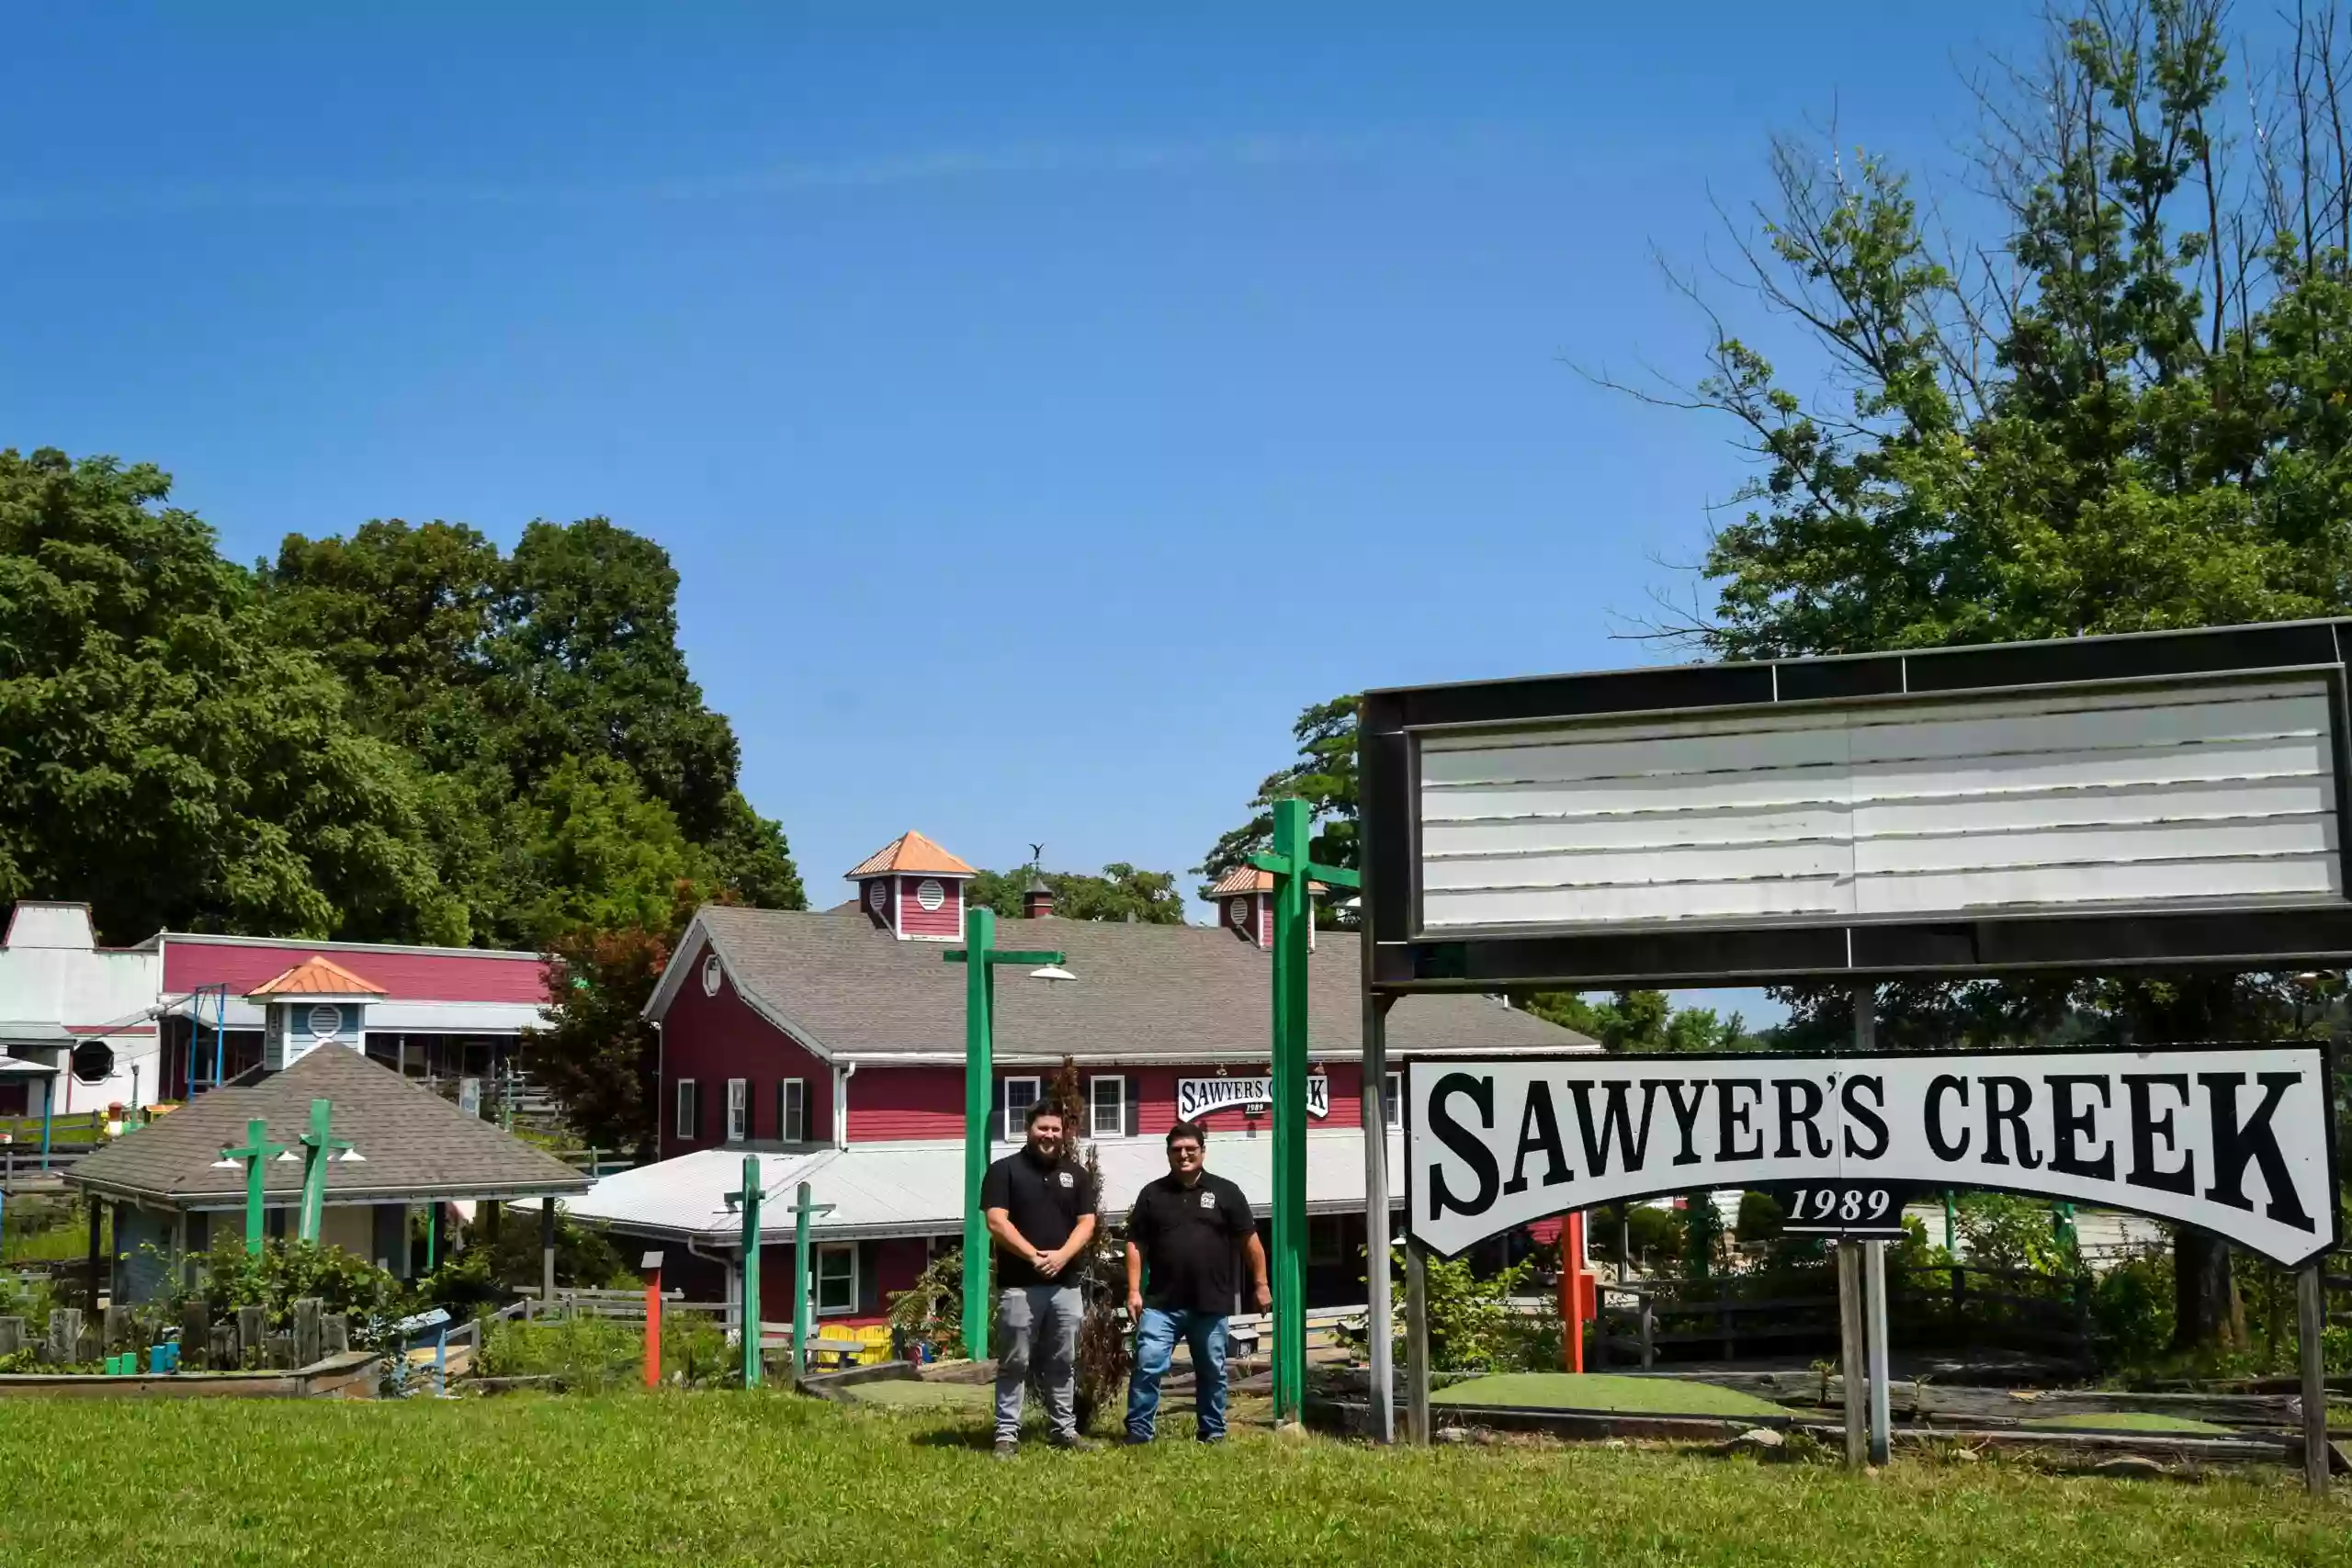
[[944, 907, 1068, 1360], [296, 1099, 351, 1244], [1248, 797, 1360, 1424], [788, 1180, 835, 1382], [724, 1154, 764, 1387], [218, 1116, 288, 1255]]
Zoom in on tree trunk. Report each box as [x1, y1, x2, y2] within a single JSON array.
[[2171, 1227, 2238, 1352]]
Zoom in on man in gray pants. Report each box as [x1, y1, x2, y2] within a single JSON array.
[[979, 1100, 1099, 1456]]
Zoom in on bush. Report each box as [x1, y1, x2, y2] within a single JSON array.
[[886, 1247, 966, 1361], [2090, 1247, 2174, 1368], [1735, 1190, 1784, 1243], [1347, 1244, 1540, 1373], [168, 1237, 415, 1349], [472, 1208, 635, 1292]]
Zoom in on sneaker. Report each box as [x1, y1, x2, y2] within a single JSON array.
[[1122, 1432, 1154, 1447], [992, 1440, 1019, 1461], [1048, 1433, 1101, 1452]]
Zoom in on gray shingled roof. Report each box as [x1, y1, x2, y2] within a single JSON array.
[[66, 1045, 590, 1210], [680, 906, 1592, 1062]]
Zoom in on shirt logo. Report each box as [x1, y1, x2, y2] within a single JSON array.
[[1057, 1171, 1074, 1188], [1199, 1190, 1216, 1208]]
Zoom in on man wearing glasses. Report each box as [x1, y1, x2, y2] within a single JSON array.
[[1122, 1120, 1269, 1444]]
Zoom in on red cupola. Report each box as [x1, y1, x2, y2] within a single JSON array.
[[845, 830, 976, 942]]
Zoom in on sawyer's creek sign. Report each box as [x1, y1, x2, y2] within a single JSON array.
[[1177, 1075, 1330, 1122], [1407, 1048, 2338, 1267]]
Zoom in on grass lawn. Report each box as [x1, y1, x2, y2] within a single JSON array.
[[2, 1393, 2343, 1567], [1430, 1371, 1794, 1418], [2020, 1412, 2240, 1436], [842, 1379, 994, 1410]]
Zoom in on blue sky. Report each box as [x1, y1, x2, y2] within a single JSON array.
[[2, 4, 2063, 1021]]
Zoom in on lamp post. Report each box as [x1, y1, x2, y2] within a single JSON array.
[[296, 1099, 357, 1244], [212, 1117, 288, 1254], [723, 1154, 764, 1388], [1247, 798, 1360, 1426], [944, 906, 1069, 1361]]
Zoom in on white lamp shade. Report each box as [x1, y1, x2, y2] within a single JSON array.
[[1030, 964, 1077, 983]]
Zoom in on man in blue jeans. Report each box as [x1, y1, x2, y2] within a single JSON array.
[[1123, 1120, 1269, 1444]]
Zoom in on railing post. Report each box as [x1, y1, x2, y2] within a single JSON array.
[[2301, 1263, 2330, 1497]]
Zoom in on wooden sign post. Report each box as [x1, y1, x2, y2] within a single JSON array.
[[788, 1182, 835, 1384], [723, 1155, 763, 1389], [641, 1251, 664, 1390]]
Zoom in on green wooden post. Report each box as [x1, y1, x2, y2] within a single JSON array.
[[296, 1100, 350, 1244], [944, 913, 1068, 1363], [726, 1154, 763, 1387], [218, 1117, 287, 1255], [960, 906, 996, 1361], [1250, 800, 1362, 1425], [788, 1180, 833, 1382]]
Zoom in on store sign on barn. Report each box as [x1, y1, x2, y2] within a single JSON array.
[[1179, 1075, 1330, 1122], [1406, 1048, 2338, 1268]]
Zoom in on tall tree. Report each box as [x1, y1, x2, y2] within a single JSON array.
[[1198, 694, 1359, 910], [1617, 0, 2352, 1347], [967, 863, 1186, 924], [0, 449, 460, 943]]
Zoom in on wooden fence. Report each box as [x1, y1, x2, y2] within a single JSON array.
[[1596, 1261, 2091, 1369], [0, 1296, 353, 1371]]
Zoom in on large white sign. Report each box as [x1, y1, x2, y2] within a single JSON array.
[[1417, 675, 2343, 932], [1407, 1048, 2337, 1267], [1178, 1076, 1330, 1122]]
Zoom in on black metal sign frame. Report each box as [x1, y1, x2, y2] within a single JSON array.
[[1362, 619, 2352, 991]]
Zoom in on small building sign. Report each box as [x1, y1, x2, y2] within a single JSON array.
[[1177, 1075, 1329, 1122]]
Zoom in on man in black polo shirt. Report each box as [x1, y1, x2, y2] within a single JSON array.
[[1122, 1120, 1267, 1444], [978, 1100, 1098, 1457]]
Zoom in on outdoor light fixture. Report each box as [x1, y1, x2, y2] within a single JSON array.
[[1030, 964, 1076, 983], [336, 1148, 365, 1163], [274, 1149, 300, 1163], [209, 1155, 239, 1169]]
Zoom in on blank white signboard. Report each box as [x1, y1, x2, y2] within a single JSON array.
[[1418, 676, 2345, 932]]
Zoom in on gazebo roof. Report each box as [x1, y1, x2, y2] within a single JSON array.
[[66, 1046, 587, 1212]]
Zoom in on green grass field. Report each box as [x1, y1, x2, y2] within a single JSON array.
[[1430, 1372, 1793, 1418], [2020, 1411, 2240, 1435], [1, 1393, 2342, 1566]]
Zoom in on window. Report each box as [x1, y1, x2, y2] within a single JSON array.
[[726, 1077, 749, 1142], [1088, 1076, 1125, 1139], [778, 1077, 807, 1144], [816, 1244, 857, 1315], [674, 1079, 698, 1141], [1002, 1077, 1041, 1140], [1384, 1072, 1402, 1129]]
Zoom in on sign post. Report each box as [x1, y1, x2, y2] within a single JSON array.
[[943, 909, 1068, 1362], [2301, 1264, 2331, 1495], [1247, 798, 1361, 1426], [215, 1116, 287, 1255], [789, 1181, 835, 1384], [723, 1154, 763, 1388], [641, 1250, 664, 1390]]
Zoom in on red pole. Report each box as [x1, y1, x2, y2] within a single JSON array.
[[643, 1252, 664, 1389], [1562, 1212, 1587, 1373]]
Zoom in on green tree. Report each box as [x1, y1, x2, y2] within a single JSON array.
[[1617, 0, 2352, 1347], [1198, 694, 1359, 912], [0, 449, 460, 943], [519, 886, 704, 1158], [967, 862, 1185, 924], [500, 757, 713, 946]]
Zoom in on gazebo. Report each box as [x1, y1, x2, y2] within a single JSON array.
[[66, 1032, 588, 1303]]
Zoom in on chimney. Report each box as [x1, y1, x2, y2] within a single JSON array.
[[1023, 874, 1055, 919]]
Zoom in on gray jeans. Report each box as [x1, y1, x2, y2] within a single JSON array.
[[994, 1284, 1080, 1443]]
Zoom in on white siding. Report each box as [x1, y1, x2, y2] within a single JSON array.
[[1419, 676, 2344, 931]]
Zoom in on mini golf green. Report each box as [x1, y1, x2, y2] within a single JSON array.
[[1429, 1373, 1794, 1418], [841, 1379, 994, 1410], [2018, 1411, 2236, 1435]]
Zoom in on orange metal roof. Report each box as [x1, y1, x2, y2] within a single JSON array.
[[1205, 865, 1329, 897], [244, 954, 390, 999], [845, 829, 975, 880]]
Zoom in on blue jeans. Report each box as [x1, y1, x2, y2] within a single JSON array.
[[1125, 1306, 1229, 1441]]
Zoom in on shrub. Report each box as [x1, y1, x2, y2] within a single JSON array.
[[480, 1312, 732, 1390], [886, 1247, 967, 1361], [2090, 1247, 2174, 1368], [168, 1237, 414, 1349]]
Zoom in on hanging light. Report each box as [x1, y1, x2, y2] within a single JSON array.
[[336, 1148, 366, 1164], [274, 1149, 300, 1163], [1030, 964, 1077, 983], [209, 1155, 240, 1169]]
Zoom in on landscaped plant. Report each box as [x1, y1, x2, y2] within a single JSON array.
[[884, 1247, 966, 1361], [165, 1237, 414, 1349], [480, 1311, 731, 1390]]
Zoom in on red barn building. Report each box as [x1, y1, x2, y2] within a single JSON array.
[[569, 830, 1596, 1332]]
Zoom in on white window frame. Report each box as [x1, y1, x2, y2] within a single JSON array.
[[1384, 1072, 1402, 1129], [675, 1078, 698, 1142], [1002, 1077, 1042, 1141], [726, 1077, 749, 1142], [1088, 1075, 1125, 1139], [816, 1243, 858, 1316], [779, 1077, 807, 1144]]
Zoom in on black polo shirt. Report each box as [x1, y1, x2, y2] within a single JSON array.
[[1127, 1170, 1256, 1315], [979, 1145, 1096, 1288]]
